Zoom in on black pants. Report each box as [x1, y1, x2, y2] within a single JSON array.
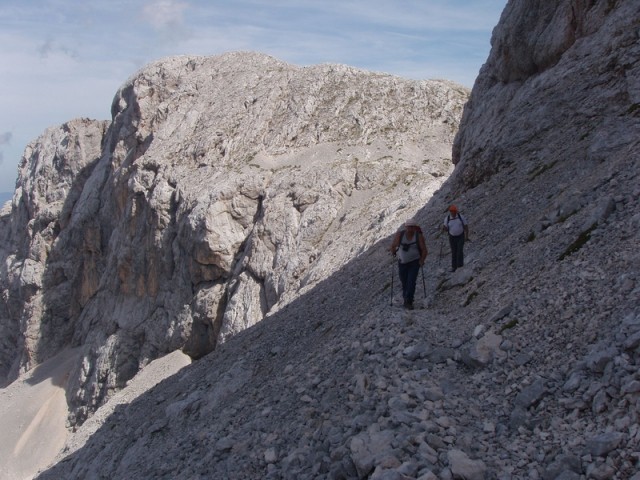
[[398, 259, 420, 304], [449, 234, 465, 270]]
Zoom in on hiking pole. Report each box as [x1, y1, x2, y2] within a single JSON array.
[[421, 265, 426, 297], [390, 256, 395, 306]]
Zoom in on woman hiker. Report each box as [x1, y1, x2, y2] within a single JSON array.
[[443, 205, 469, 272], [390, 219, 427, 309]]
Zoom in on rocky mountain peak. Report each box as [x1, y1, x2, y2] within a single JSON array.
[[0, 51, 467, 433], [2, 1, 640, 479]]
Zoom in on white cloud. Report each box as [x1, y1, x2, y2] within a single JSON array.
[[37, 38, 80, 60], [140, 0, 193, 44], [142, 0, 189, 30]]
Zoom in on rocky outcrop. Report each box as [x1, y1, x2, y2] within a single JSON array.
[[0, 52, 467, 422], [33, 1, 640, 479], [0, 119, 108, 386], [452, 0, 639, 189]]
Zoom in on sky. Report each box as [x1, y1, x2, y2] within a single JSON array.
[[0, 0, 507, 193]]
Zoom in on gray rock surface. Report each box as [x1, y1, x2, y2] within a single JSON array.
[[3, 0, 640, 478], [0, 118, 109, 386], [0, 52, 466, 425]]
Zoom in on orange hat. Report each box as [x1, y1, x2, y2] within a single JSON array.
[[449, 205, 458, 213]]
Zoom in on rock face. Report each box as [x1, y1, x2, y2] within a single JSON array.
[[452, 0, 639, 188], [0, 52, 466, 422], [31, 1, 640, 479], [0, 119, 109, 385]]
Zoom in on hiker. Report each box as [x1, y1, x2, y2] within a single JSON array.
[[390, 219, 427, 309], [443, 205, 469, 272]]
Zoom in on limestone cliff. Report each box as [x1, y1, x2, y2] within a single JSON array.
[[0, 119, 109, 385], [0, 52, 467, 423], [453, 0, 639, 189]]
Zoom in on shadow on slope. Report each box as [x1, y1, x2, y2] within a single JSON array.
[[31, 167, 462, 477], [35, 109, 640, 476]]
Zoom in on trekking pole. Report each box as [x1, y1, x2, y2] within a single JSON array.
[[421, 265, 426, 297], [390, 255, 395, 306]]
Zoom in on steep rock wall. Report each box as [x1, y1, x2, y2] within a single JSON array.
[[0, 52, 468, 422], [453, 0, 639, 189], [0, 119, 108, 386]]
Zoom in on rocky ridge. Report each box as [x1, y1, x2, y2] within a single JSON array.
[[0, 52, 467, 428], [32, 0, 640, 479]]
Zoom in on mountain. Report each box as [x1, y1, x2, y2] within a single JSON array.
[[0, 53, 468, 478], [3, 0, 640, 478]]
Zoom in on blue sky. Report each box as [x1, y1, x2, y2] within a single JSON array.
[[0, 0, 507, 193]]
